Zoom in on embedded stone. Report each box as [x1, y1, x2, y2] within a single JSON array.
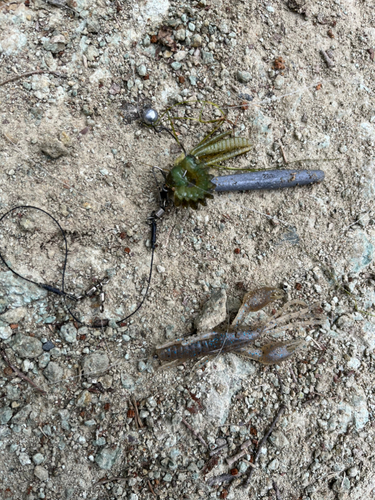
[[82, 352, 109, 376], [9, 333, 43, 358]]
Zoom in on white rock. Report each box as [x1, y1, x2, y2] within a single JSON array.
[[34, 465, 49, 481], [174, 51, 188, 62], [0, 325, 12, 340], [139, 0, 169, 21], [19, 452, 31, 466]]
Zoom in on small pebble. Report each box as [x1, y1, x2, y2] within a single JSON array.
[[175, 29, 186, 41], [191, 34, 202, 47], [237, 70, 252, 83], [0, 406, 13, 424], [43, 361, 63, 383], [347, 466, 359, 478], [95, 447, 121, 470], [33, 453, 45, 465], [121, 374, 135, 390], [138, 360, 147, 372], [82, 352, 109, 376], [42, 340, 55, 352], [137, 64, 147, 77], [34, 466, 49, 481], [19, 452, 31, 466], [59, 323, 77, 343], [0, 325, 12, 340], [274, 75, 285, 89]]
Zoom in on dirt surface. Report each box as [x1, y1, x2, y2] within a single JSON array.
[[0, 0, 375, 499]]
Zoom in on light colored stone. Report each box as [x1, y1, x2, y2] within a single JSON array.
[[237, 70, 252, 83], [34, 465, 49, 481], [0, 325, 12, 340], [274, 75, 285, 89], [19, 452, 31, 466], [174, 51, 187, 62], [0, 307, 27, 325], [175, 28, 186, 41], [32, 453, 45, 465], [192, 34, 202, 47], [194, 289, 227, 333], [59, 323, 77, 343], [44, 362, 64, 383], [0, 406, 13, 424], [82, 352, 109, 376], [76, 390, 92, 407], [95, 447, 121, 470], [139, 0, 169, 20], [40, 136, 69, 159], [9, 333, 43, 358]]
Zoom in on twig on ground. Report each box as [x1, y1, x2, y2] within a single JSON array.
[[147, 479, 156, 496], [1, 348, 47, 395], [279, 143, 288, 164], [42, 0, 77, 12], [0, 70, 67, 87], [210, 443, 228, 456], [277, 373, 284, 394], [272, 480, 282, 500], [131, 397, 143, 428], [289, 367, 298, 385], [201, 455, 220, 475], [207, 473, 238, 486], [241, 438, 252, 450], [309, 337, 325, 351], [226, 442, 256, 468], [343, 209, 373, 231], [95, 476, 129, 486], [181, 417, 208, 448], [320, 49, 335, 68], [38, 426, 50, 438], [244, 405, 285, 486]]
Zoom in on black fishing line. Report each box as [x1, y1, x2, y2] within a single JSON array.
[[0, 205, 157, 328]]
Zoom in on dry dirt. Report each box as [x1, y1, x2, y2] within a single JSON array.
[[0, 0, 375, 499]]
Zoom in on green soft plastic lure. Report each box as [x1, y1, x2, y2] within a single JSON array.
[[166, 130, 251, 209]]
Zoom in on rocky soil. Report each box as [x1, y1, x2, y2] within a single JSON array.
[[0, 0, 375, 499]]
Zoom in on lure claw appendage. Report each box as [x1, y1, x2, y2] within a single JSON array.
[[236, 339, 306, 365]]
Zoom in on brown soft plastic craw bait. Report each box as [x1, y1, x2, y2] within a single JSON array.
[[156, 287, 324, 365]]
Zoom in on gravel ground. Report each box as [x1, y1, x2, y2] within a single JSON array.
[[0, 0, 375, 499]]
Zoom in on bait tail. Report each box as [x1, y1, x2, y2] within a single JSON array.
[[203, 146, 253, 167], [190, 131, 232, 156], [192, 137, 251, 162]]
